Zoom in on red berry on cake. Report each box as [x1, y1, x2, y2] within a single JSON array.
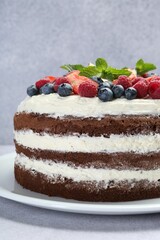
[[148, 80, 160, 99], [44, 76, 56, 82], [116, 75, 132, 89], [112, 79, 118, 85], [54, 77, 70, 92], [146, 76, 160, 83], [133, 81, 148, 98], [78, 82, 97, 97], [131, 77, 144, 86], [35, 79, 50, 89], [66, 70, 98, 94]]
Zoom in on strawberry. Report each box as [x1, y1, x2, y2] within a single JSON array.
[[78, 82, 97, 97], [66, 70, 98, 94], [35, 79, 50, 89], [116, 75, 132, 89], [112, 79, 118, 85], [148, 80, 160, 99], [54, 77, 69, 92], [44, 76, 56, 82], [133, 81, 148, 98]]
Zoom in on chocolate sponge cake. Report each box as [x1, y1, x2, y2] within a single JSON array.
[[14, 95, 160, 202], [14, 59, 160, 202]]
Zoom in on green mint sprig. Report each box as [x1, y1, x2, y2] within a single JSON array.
[[136, 59, 156, 75], [61, 58, 157, 80], [61, 58, 131, 81], [61, 64, 84, 72]]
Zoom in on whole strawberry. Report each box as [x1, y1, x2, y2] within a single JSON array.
[[133, 81, 148, 98], [116, 75, 132, 89], [78, 82, 97, 97]]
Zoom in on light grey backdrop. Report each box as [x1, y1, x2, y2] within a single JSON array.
[[1, 0, 160, 144]]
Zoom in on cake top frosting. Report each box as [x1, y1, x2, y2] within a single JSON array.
[[17, 95, 160, 117], [18, 57, 160, 117]]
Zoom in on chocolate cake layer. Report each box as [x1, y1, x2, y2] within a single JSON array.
[[15, 164, 160, 202], [14, 112, 160, 136], [15, 142, 160, 170]]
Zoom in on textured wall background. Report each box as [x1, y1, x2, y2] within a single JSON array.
[[1, 0, 160, 144]]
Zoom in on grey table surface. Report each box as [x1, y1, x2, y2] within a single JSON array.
[[1, 146, 160, 240]]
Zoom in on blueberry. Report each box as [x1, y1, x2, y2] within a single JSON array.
[[27, 85, 39, 97], [125, 87, 137, 100], [40, 83, 55, 94], [58, 83, 72, 97], [112, 85, 124, 98], [98, 88, 113, 102], [108, 81, 114, 88], [98, 81, 111, 90], [91, 76, 103, 84]]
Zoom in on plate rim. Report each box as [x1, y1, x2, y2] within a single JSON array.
[[1, 152, 160, 215]]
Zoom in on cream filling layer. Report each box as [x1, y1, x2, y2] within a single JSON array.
[[14, 130, 160, 154], [17, 95, 160, 118], [15, 154, 160, 183]]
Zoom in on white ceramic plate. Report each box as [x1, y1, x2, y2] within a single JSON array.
[[1, 153, 160, 215]]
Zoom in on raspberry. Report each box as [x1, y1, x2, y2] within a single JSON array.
[[78, 82, 97, 97], [148, 80, 160, 99], [150, 88, 160, 99], [133, 81, 148, 98], [54, 77, 69, 92], [117, 75, 132, 89], [146, 76, 160, 83], [131, 77, 144, 86], [35, 79, 50, 89]]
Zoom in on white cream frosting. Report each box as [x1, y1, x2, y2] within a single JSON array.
[[15, 154, 160, 184], [14, 130, 160, 153], [17, 94, 160, 118]]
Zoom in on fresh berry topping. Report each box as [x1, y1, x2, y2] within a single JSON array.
[[98, 88, 113, 102], [133, 81, 148, 98], [98, 81, 111, 90], [148, 80, 160, 99], [66, 70, 98, 94], [91, 76, 103, 84], [112, 85, 124, 98], [44, 76, 56, 82], [149, 87, 160, 99], [54, 77, 69, 92], [39, 83, 55, 95], [117, 75, 132, 89], [27, 85, 39, 97], [35, 79, 50, 89], [78, 82, 97, 98], [125, 87, 137, 100], [57, 83, 72, 97], [112, 79, 118, 85], [131, 77, 144, 86], [142, 73, 156, 78]]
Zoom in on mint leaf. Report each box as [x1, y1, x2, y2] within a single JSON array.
[[79, 66, 100, 78], [101, 67, 132, 80], [136, 59, 156, 75], [95, 58, 108, 71], [61, 64, 84, 72]]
